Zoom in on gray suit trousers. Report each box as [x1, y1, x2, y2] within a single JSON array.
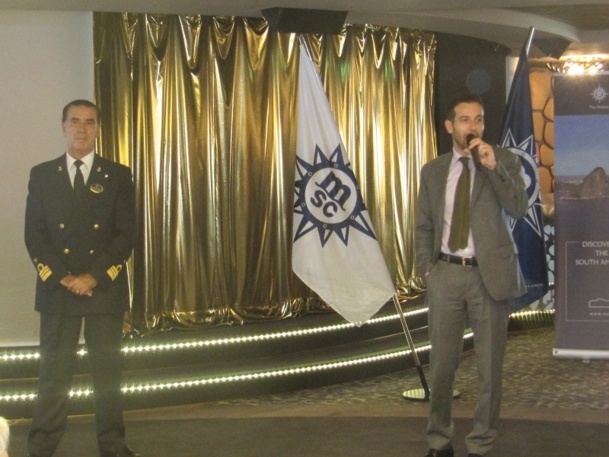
[[425, 259, 510, 455]]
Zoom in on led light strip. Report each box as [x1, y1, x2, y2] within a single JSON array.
[[1, 332, 476, 404], [122, 307, 426, 354], [0, 307, 548, 365], [0, 352, 40, 362], [0, 306, 428, 361], [120, 346, 433, 394], [510, 309, 554, 319]]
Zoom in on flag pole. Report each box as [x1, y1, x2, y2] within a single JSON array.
[[298, 34, 312, 60], [524, 26, 535, 57], [392, 294, 430, 400], [394, 294, 460, 401]]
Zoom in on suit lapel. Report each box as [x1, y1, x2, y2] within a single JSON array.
[[431, 153, 451, 226], [471, 165, 488, 204], [50, 155, 75, 195]]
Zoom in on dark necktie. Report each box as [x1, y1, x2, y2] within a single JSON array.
[[448, 156, 470, 252], [74, 160, 85, 194]]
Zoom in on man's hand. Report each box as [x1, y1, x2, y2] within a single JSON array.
[[468, 138, 497, 170], [61, 273, 97, 297]]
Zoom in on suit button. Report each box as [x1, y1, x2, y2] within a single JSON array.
[[93, 224, 100, 230], [63, 248, 70, 254], [89, 250, 95, 255], [59, 223, 65, 229]]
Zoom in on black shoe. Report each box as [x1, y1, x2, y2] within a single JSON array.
[[102, 446, 141, 457], [424, 448, 454, 457], [121, 447, 141, 457], [468, 454, 484, 457]]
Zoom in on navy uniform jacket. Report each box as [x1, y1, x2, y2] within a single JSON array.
[[25, 154, 135, 315]]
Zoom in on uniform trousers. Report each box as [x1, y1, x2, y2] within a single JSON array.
[[28, 312, 126, 457], [425, 260, 510, 456]]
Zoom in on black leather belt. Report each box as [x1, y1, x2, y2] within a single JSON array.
[[438, 253, 477, 267]]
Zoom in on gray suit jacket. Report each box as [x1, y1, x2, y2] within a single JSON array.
[[415, 146, 527, 301]]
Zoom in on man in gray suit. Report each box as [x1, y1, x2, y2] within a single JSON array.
[[415, 92, 527, 457], [25, 100, 139, 457]]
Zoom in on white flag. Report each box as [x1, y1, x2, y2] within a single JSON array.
[[292, 43, 395, 325]]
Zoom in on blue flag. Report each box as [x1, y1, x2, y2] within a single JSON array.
[[499, 39, 549, 311]]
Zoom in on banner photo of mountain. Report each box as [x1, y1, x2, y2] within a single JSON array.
[[553, 72, 609, 359]]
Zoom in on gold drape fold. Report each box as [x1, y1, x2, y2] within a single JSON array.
[[94, 14, 436, 334]]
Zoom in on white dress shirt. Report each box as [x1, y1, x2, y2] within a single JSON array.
[[67, 151, 95, 188]]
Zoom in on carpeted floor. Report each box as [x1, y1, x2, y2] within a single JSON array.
[[7, 327, 609, 457], [8, 415, 609, 457]]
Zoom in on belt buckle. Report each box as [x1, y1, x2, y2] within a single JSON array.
[[461, 256, 473, 269]]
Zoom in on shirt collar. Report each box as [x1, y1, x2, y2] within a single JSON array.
[[451, 149, 472, 169], [66, 151, 95, 170]]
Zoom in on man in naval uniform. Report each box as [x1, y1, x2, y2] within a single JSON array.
[[24, 100, 138, 457]]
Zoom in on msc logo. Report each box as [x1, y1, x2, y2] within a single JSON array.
[[306, 169, 355, 222], [294, 144, 377, 247]]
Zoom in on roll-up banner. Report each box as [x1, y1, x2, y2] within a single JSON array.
[[554, 72, 609, 359]]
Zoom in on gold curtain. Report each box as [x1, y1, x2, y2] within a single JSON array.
[[93, 14, 436, 334]]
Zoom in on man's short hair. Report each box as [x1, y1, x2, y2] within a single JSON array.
[[62, 99, 101, 123], [445, 92, 484, 121]]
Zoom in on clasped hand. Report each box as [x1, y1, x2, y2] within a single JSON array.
[[61, 273, 97, 297]]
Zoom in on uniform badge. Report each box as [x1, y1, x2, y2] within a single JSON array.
[[90, 183, 104, 194]]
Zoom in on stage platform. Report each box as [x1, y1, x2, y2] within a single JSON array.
[[8, 324, 609, 457], [1, 295, 443, 419]]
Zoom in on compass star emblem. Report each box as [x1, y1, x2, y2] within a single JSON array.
[[591, 84, 608, 103], [501, 130, 544, 237], [293, 144, 377, 247]]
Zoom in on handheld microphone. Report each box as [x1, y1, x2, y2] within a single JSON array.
[[466, 134, 482, 170]]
